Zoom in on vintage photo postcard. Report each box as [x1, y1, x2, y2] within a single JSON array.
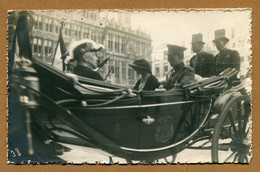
[[7, 9, 252, 164]]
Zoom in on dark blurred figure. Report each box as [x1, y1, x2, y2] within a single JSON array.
[[213, 29, 240, 75], [190, 33, 214, 77], [129, 59, 159, 91]]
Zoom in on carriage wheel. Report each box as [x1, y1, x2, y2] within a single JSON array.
[[211, 95, 251, 163]]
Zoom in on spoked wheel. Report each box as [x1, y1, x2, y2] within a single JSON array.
[[212, 95, 251, 163]]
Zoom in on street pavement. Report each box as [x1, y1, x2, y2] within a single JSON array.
[[57, 141, 213, 164]]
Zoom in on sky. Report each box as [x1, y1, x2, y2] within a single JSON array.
[[130, 9, 251, 61]]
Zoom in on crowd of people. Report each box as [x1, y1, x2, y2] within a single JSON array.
[[68, 29, 240, 92]]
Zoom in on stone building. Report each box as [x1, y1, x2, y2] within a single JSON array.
[[8, 11, 152, 87]]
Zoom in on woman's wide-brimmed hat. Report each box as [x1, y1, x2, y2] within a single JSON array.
[[129, 59, 152, 74]]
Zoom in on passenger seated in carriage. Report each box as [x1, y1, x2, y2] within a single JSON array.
[[129, 59, 159, 91], [67, 39, 104, 81], [160, 44, 195, 90]]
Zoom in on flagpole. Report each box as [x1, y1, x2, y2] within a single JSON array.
[[51, 21, 65, 69]]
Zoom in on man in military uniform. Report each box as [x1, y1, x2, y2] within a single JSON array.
[[69, 39, 104, 80], [213, 29, 240, 75], [190, 33, 214, 77], [164, 45, 195, 90]]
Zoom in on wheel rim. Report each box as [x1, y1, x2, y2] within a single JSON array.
[[212, 96, 251, 163]]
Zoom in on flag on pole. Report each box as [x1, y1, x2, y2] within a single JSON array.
[[52, 22, 69, 71], [8, 11, 32, 75]]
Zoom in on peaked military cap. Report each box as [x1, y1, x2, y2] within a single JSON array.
[[70, 39, 105, 60], [213, 29, 229, 43], [192, 33, 205, 44], [167, 44, 187, 55]]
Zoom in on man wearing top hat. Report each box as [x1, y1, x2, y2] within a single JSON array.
[[164, 45, 195, 90], [213, 29, 240, 75], [190, 33, 214, 77]]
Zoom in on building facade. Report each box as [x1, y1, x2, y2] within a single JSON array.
[[8, 11, 152, 87]]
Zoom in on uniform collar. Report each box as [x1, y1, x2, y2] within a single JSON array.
[[174, 62, 184, 70], [196, 50, 204, 55], [219, 47, 227, 53]]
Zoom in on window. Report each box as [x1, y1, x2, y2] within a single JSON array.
[[33, 38, 43, 57], [83, 27, 89, 39], [91, 30, 97, 42], [121, 37, 126, 54], [34, 16, 38, 29], [163, 51, 168, 60], [34, 16, 43, 30], [108, 34, 113, 51], [155, 64, 160, 77], [115, 61, 120, 79], [115, 35, 120, 53], [33, 38, 38, 53], [38, 39, 42, 55], [122, 62, 126, 79], [128, 68, 135, 80], [136, 41, 140, 55], [97, 32, 102, 44], [54, 20, 59, 34], [45, 18, 49, 31], [48, 19, 53, 32], [163, 63, 168, 76], [141, 43, 145, 56], [78, 30, 82, 39], [44, 40, 53, 62], [69, 24, 73, 36], [44, 40, 48, 56]]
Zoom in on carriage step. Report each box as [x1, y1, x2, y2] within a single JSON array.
[[188, 146, 229, 151]]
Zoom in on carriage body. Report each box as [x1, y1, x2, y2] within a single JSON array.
[[8, 56, 251, 163]]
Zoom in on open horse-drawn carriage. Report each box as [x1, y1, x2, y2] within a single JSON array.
[[9, 59, 251, 163], [8, 13, 251, 164]]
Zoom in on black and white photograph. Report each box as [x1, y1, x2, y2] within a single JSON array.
[[7, 9, 252, 164]]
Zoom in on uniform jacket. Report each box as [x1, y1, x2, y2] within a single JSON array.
[[164, 63, 195, 90], [213, 48, 240, 75], [190, 51, 215, 77], [133, 74, 159, 91], [73, 65, 103, 81]]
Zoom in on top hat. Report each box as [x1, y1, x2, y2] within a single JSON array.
[[70, 39, 105, 60], [167, 44, 186, 55], [192, 33, 205, 44], [213, 29, 229, 43], [129, 59, 152, 74]]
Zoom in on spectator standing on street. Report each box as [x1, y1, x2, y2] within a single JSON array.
[[190, 33, 215, 77], [212, 29, 240, 75]]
